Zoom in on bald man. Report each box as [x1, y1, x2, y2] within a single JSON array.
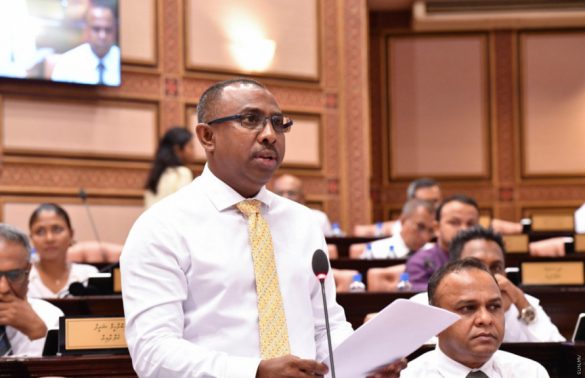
[[273, 174, 333, 237]]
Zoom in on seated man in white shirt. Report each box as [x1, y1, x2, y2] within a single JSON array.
[[121, 78, 406, 377], [402, 258, 549, 377], [51, 1, 120, 85], [272, 173, 332, 237], [350, 199, 435, 259], [0, 223, 63, 357], [411, 226, 565, 342]]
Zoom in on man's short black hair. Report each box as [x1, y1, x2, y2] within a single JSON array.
[[197, 78, 266, 124], [448, 226, 506, 262], [435, 194, 479, 221], [406, 178, 439, 199], [428, 258, 495, 306]]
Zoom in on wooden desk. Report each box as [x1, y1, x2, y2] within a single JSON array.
[[1, 343, 580, 378], [47, 296, 125, 316], [0, 354, 136, 378], [331, 258, 406, 285], [326, 236, 384, 258]]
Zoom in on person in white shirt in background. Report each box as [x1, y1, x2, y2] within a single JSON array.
[[27, 203, 99, 299], [350, 199, 436, 259], [51, 0, 120, 85], [410, 226, 565, 342], [0, 223, 63, 357], [144, 127, 196, 209], [272, 173, 362, 291], [272, 173, 332, 236], [402, 258, 549, 377], [121, 78, 407, 377]]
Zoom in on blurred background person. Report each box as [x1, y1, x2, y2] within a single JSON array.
[[51, 0, 120, 85], [27, 203, 98, 298], [272, 173, 332, 236], [144, 127, 196, 209], [350, 198, 436, 259], [0, 0, 37, 78], [272, 173, 357, 290], [405, 195, 480, 291]]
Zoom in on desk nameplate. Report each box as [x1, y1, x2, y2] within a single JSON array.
[[521, 261, 584, 285]]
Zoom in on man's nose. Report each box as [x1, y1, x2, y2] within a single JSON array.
[[257, 120, 278, 144], [0, 276, 10, 294], [475, 306, 494, 326]]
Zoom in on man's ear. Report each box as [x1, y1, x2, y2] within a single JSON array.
[[195, 123, 216, 152]]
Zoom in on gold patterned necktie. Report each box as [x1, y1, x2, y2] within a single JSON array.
[[237, 199, 290, 358]]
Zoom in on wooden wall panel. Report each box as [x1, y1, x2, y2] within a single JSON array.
[[520, 31, 585, 177], [387, 34, 490, 179], [370, 12, 585, 224], [185, 0, 319, 80], [120, 0, 158, 65], [2, 97, 157, 160]]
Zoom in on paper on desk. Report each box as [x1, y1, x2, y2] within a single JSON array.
[[323, 298, 459, 378]]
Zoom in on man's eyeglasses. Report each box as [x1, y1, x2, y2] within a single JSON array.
[[0, 269, 29, 283], [206, 113, 293, 133]]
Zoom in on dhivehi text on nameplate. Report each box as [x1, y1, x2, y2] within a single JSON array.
[[65, 317, 127, 350], [521, 261, 584, 285]]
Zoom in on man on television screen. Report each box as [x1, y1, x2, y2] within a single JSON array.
[[51, 0, 120, 86]]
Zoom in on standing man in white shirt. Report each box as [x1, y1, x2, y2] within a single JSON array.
[[121, 78, 407, 377], [0, 223, 63, 357], [51, 0, 120, 86], [402, 258, 549, 377]]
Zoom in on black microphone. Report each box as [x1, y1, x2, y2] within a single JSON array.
[[79, 188, 101, 243], [79, 188, 106, 257], [311, 249, 336, 378]]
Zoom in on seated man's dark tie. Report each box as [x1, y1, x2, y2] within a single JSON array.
[[0, 325, 12, 356], [97, 60, 105, 85], [466, 370, 489, 378]]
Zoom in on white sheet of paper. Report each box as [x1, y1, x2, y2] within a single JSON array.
[[323, 298, 459, 378]]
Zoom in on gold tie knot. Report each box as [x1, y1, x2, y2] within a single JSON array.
[[237, 199, 261, 217]]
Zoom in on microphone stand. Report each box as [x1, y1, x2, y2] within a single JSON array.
[[79, 188, 106, 260], [317, 278, 336, 378]]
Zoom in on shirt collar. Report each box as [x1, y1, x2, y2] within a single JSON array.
[[198, 164, 273, 212], [434, 344, 496, 377]]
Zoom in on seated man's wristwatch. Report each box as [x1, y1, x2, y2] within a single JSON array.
[[518, 305, 536, 325]]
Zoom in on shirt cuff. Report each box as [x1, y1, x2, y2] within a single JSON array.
[[224, 355, 261, 378]]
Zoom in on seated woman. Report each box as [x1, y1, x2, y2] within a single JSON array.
[[144, 126, 196, 209], [27, 203, 98, 298]]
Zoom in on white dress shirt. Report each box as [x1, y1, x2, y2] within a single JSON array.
[[51, 43, 120, 86], [121, 165, 354, 378], [410, 292, 565, 342], [28, 263, 99, 299], [6, 298, 63, 357], [369, 233, 410, 259], [401, 345, 549, 377], [312, 208, 333, 237]]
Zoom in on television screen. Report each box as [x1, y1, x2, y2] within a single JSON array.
[[0, 0, 120, 87]]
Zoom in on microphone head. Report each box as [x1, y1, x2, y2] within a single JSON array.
[[68, 281, 86, 296], [312, 249, 329, 282], [79, 188, 88, 201]]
